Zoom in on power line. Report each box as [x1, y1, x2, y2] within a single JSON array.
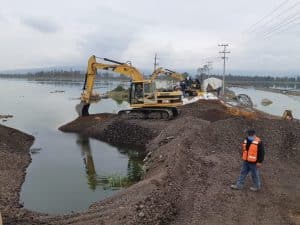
[[263, 16, 300, 38], [251, 0, 300, 34], [218, 44, 230, 95], [242, 2, 300, 42], [263, 15, 300, 37], [259, 9, 300, 36], [246, 0, 291, 32]]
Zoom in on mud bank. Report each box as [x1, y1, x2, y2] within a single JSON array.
[[0, 125, 41, 224], [59, 113, 167, 147], [2, 100, 300, 225]]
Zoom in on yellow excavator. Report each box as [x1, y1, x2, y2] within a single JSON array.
[[150, 68, 205, 97], [76, 55, 183, 119], [150, 67, 185, 82]]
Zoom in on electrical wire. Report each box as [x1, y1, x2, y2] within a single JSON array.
[[246, 0, 291, 32], [262, 13, 300, 37], [263, 18, 300, 39], [251, 0, 300, 34]]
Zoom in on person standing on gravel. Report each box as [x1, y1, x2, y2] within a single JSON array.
[[231, 129, 265, 191]]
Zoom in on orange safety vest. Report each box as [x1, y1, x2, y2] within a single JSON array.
[[242, 136, 261, 163]]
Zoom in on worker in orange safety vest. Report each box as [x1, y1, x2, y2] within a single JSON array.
[[231, 129, 265, 191]]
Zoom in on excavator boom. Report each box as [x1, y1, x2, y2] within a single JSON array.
[[81, 55, 144, 104], [77, 55, 144, 116]]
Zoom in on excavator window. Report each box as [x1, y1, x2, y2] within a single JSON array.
[[143, 83, 156, 103], [136, 84, 143, 98], [144, 83, 154, 94], [130, 83, 144, 104]]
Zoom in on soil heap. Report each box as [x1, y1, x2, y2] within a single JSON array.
[[0, 100, 299, 225]]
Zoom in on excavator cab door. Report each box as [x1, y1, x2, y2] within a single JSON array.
[[129, 81, 156, 105], [143, 82, 156, 104], [129, 82, 144, 104]]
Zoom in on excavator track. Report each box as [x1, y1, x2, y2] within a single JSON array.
[[118, 107, 179, 120]]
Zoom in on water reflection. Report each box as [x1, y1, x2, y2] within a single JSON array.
[[76, 136, 98, 190], [76, 135, 145, 191]]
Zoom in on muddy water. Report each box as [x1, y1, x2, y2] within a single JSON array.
[[230, 87, 300, 119], [0, 78, 144, 215]]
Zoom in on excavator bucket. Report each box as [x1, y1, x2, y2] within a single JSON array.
[[76, 102, 90, 117]]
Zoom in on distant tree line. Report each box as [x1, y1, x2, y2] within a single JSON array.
[[0, 70, 299, 83], [194, 73, 300, 84], [0, 70, 131, 81], [217, 74, 300, 83]]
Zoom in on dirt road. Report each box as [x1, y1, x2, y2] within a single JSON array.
[[1, 100, 299, 225]]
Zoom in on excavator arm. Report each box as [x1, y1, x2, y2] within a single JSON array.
[[76, 55, 144, 116], [151, 67, 184, 82]]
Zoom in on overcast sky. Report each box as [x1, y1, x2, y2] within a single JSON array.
[[1, 0, 299, 75]]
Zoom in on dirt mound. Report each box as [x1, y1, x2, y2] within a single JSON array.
[[53, 100, 300, 225], [60, 114, 167, 147], [1, 100, 300, 225], [0, 125, 36, 224], [179, 100, 235, 121], [101, 119, 161, 147], [52, 112, 300, 225], [59, 113, 116, 133]]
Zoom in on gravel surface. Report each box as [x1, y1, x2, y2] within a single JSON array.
[[0, 125, 45, 224], [1, 100, 300, 225]]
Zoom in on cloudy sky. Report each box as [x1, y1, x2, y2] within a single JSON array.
[[1, 0, 299, 75]]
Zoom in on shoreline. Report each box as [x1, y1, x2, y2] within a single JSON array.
[[229, 84, 300, 96]]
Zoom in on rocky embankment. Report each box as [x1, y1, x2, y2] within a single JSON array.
[[1, 100, 299, 225]]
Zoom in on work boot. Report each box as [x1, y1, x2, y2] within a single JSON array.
[[230, 184, 242, 190], [250, 187, 260, 192]]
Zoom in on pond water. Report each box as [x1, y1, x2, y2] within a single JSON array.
[[230, 82, 300, 90], [230, 87, 300, 119], [0, 78, 144, 215]]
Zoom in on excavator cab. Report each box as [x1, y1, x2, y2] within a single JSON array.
[[129, 81, 156, 105]]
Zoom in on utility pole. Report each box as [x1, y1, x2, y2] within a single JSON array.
[[153, 53, 159, 72], [219, 44, 230, 95], [206, 61, 213, 78]]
